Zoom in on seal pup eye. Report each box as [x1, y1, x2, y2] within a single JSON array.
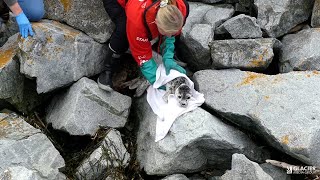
[[187, 96, 190, 99], [178, 95, 182, 99]]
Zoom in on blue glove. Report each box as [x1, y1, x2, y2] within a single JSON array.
[[161, 36, 186, 75], [15, 12, 34, 38]]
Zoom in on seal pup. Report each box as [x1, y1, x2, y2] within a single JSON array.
[[163, 76, 192, 107]]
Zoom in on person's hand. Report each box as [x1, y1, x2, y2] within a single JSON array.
[[161, 36, 186, 75], [140, 58, 157, 85], [163, 58, 186, 75], [15, 12, 33, 38]]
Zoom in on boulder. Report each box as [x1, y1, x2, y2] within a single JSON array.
[[203, 4, 235, 28], [235, 0, 254, 14], [217, 14, 262, 38], [196, 0, 224, 4], [211, 38, 280, 71], [135, 97, 268, 175], [194, 69, 320, 165], [18, 20, 107, 93], [46, 77, 131, 136], [0, 34, 23, 103], [0, 112, 66, 179], [311, 0, 320, 27], [44, 0, 114, 43], [180, 3, 220, 71], [182, 2, 216, 33], [161, 174, 189, 180], [254, 0, 314, 37], [181, 24, 213, 70], [76, 129, 130, 180], [279, 28, 320, 73], [220, 154, 272, 180], [0, 34, 45, 113], [260, 163, 291, 180], [0, 13, 18, 46]]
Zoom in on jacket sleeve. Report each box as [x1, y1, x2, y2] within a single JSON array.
[[4, 0, 17, 7], [126, 19, 153, 66]]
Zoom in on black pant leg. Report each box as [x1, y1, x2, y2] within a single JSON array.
[[102, 0, 129, 54]]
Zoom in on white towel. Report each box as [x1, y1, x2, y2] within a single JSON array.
[[147, 64, 205, 142]]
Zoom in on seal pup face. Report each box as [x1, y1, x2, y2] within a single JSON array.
[[174, 83, 192, 108]]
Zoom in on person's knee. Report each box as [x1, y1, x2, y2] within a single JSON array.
[[25, 6, 45, 21]]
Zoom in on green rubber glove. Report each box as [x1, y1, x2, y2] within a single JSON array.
[[140, 58, 166, 90], [140, 58, 157, 85], [161, 36, 186, 75]]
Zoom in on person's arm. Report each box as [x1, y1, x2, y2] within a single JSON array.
[[3, 0, 17, 7], [4, 1, 33, 38], [5, 1, 21, 15], [160, 36, 186, 75], [126, 20, 157, 84]]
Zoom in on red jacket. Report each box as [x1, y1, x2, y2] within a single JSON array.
[[117, 0, 189, 66]]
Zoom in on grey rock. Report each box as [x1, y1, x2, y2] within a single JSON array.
[[0, 34, 24, 103], [135, 97, 268, 175], [196, 0, 224, 4], [310, 130, 320, 166], [162, 174, 189, 180], [0, 14, 18, 46], [214, 25, 228, 35], [104, 174, 126, 180], [76, 129, 130, 180], [183, 2, 215, 33], [219, 14, 262, 38], [193, 69, 320, 165], [254, 0, 314, 37], [0, 20, 7, 46], [208, 177, 223, 180], [279, 28, 320, 73], [235, 0, 253, 14], [46, 77, 131, 136], [235, 3, 248, 13], [224, 0, 239, 2], [239, 0, 252, 7], [0, 166, 43, 180], [189, 174, 206, 180], [44, 0, 114, 43], [211, 38, 279, 71], [0, 112, 65, 179], [18, 20, 107, 93], [203, 4, 235, 29], [180, 3, 228, 71], [220, 154, 272, 180], [260, 163, 291, 180], [312, 0, 320, 27], [0, 34, 45, 113], [181, 24, 213, 71]]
